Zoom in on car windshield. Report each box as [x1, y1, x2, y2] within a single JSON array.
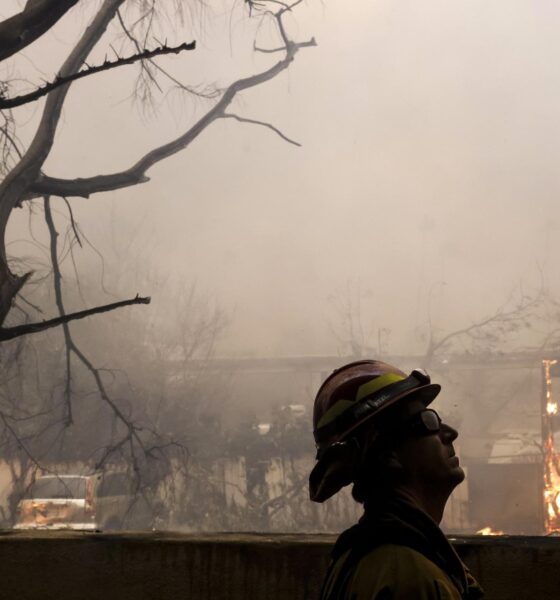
[[25, 477, 86, 499]]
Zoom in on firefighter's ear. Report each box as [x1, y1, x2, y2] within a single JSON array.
[[385, 451, 405, 475], [369, 447, 404, 480]]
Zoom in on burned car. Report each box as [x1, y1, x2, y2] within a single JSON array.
[[14, 473, 154, 531]]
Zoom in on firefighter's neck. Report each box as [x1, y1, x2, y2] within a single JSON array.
[[395, 485, 449, 524]]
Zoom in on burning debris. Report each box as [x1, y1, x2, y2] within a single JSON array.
[[542, 359, 560, 534], [476, 526, 504, 536]]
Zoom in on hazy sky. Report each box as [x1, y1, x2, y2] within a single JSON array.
[[4, 0, 560, 357]]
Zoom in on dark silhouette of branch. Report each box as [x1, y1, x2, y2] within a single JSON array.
[[254, 45, 286, 54], [246, 0, 291, 11], [70, 343, 148, 453], [62, 197, 82, 247], [16, 293, 44, 314], [27, 25, 316, 199], [0, 197, 188, 521], [222, 113, 301, 146], [0, 0, 81, 63], [0, 110, 25, 177], [421, 286, 546, 368], [43, 196, 73, 423], [0, 41, 196, 109], [42, 195, 152, 464], [0, 294, 150, 342], [115, 9, 162, 98], [0, 411, 43, 469], [258, 473, 307, 517], [116, 10, 216, 103]]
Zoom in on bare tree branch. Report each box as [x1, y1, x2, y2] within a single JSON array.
[[0, 294, 150, 342], [36, 194, 180, 515], [116, 9, 162, 97], [254, 45, 286, 54], [0, 110, 24, 166], [0, 410, 42, 469], [222, 113, 301, 146], [117, 8, 219, 101], [69, 342, 148, 456], [421, 286, 546, 368], [61, 197, 82, 248], [0, 41, 196, 109], [44, 196, 73, 423], [28, 27, 316, 199], [16, 293, 44, 314], [16, 193, 158, 487], [0, 0, 81, 63]]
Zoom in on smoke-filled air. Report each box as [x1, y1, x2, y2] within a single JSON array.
[[1, 0, 560, 536]]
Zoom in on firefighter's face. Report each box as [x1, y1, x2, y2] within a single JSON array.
[[393, 398, 465, 492]]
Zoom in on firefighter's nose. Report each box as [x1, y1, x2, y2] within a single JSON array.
[[440, 423, 458, 443]]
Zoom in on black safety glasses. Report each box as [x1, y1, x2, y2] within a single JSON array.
[[400, 408, 442, 437]]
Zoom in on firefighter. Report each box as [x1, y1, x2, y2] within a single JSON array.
[[309, 360, 484, 600]]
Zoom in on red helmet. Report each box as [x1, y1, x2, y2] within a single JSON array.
[[309, 359, 440, 502]]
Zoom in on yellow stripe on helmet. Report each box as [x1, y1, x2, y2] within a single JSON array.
[[316, 399, 354, 430], [355, 373, 405, 402], [316, 373, 405, 431]]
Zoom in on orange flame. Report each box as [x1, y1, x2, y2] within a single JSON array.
[[476, 526, 504, 536], [543, 359, 560, 534]]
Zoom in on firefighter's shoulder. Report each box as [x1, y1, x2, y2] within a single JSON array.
[[348, 544, 463, 600]]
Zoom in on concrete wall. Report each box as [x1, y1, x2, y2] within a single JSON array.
[[1, 531, 559, 599]]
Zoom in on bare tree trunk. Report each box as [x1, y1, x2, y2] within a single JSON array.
[[0, 0, 125, 326]]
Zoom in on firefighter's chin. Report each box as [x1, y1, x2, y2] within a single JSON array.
[[448, 456, 465, 485]]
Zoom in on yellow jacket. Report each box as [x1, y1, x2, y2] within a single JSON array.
[[322, 543, 473, 599], [319, 498, 483, 600]]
